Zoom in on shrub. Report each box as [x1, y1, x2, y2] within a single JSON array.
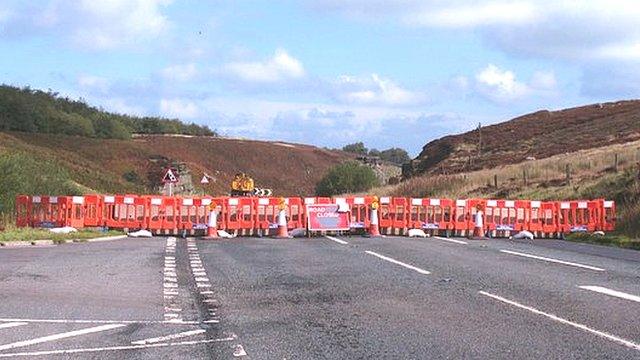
[[316, 162, 380, 196]]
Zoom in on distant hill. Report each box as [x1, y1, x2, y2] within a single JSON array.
[[0, 85, 214, 139], [404, 100, 640, 177]]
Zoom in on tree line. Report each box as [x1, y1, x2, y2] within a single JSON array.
[[0, 85, 215, 139], [341, 141, 411, 165]]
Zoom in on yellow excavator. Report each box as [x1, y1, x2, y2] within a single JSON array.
[[230, 173, 273, 197]]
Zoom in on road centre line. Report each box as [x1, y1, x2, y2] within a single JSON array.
[[579, 286, 640, 303], [433, 236, 468, 245], [499, 250, 605, 271], [0, 324, 125, 352], [478, 291, 640, 352], [131, 329, 206, 345], [0, 323, 26, 330], [364, 251, 430, 275], [0, 336, 237, 358], [325, 236, 349, 245]]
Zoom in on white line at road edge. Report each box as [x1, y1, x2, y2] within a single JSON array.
[[0, 324, 125, 351], [579, 286, 640, 303], [0, 318, 199, 325], [433, 236, 468, 245], [499, 250, 605, 271], [365, 251, 431, 275], [0, 323, 26, 330], [325, 236, 349, 245], [479, 291, 640, 352], [131, 329, 206, 345], [0, 336, 237, 358]]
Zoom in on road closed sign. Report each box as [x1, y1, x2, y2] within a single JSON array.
[[306, 204, 350, 231]]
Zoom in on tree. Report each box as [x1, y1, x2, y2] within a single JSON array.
[[315, 162, 380, 196], [342, 142, 368, 155], [379, 148, 411, 165]]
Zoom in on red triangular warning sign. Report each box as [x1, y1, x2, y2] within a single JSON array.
[[162, 168, 178, 183], [200, 175, 209, 184]]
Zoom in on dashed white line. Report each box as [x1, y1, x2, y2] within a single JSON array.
[[364, 251, 431, 275], [131, 329, 206, 345], [433, 236, 468, 245], [0, 324, 125, 351], [0, 322, 27, 330], [0, 336, 237, 358], [325, 236, 349, 245], [479, 291, 640, 352], [579, 286, 640, 303], [499, 250, 605, 271]]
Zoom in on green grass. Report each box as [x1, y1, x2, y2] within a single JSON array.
[[0, 228, 124, 245], [565, 232, 640, 250]]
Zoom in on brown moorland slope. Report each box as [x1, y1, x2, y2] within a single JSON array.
[[1, 132, 351, 196], [405, 100, 640, 176]]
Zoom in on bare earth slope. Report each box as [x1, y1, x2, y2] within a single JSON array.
[[406, 100, 640, 176], [1, 132, 350, 196]]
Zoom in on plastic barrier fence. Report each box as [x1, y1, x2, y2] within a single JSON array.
[[14, 194, 617, 238]]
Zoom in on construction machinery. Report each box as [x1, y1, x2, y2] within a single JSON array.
[[230, 173, 273, 197]]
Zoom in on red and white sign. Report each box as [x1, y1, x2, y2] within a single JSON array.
[[162, 168, 179, 184], [200, 175, 209, 184], [306, 204, 350, 231]]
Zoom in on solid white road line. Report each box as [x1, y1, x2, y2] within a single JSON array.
[[325, 236, 349, 245], [0, 324, 125, 351], [479, 291, 640, 352], [579, 286, 640, 303], [364, 251, 430, 275], [0, 336, 237, 358], [0, 318, 199, 325], [433, 236, 468, 245], [0, 322, 27, 330], [131, 329, 206, 345], [499, 250, 605, 271]]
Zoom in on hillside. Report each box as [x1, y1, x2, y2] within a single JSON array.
[[404, 100, 640, 177], [0, 131, 351, 212]]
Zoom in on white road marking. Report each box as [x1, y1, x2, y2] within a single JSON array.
[[579, 286, 640, 303], [195, 277, 210, 282], [0, 336, 237, 358], [0, 322, 27, 330], [0, 324, 125, 351], [499, 250, 605, 271], [233, 344, 248, 357], [364, 251, 430, 275], [131, 329, 206, 345], [325, 236, 348, 245], [479, 291, 640, 352], [0, 318, 198, 325], [197, 283, 212, 288], [203, 319, 219, 324], [433, 236, 468, 245], [200, 291, 214, 295]]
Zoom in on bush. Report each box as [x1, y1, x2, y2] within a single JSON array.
[[316, 162, 380, 196]]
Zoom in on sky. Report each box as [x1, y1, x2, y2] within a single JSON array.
[[1, 1, 639, 156]]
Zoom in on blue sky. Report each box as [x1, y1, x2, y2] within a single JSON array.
[[1, 1, 639, 155]]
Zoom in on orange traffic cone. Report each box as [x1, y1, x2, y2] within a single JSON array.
[[276, 208, 290, 238], [204, 208, 219, 239], [369, 207, 381, 237]]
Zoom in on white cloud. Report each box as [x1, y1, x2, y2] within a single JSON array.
[[334, 74, 426, 106], [161, 63, 197, 82], [473, 64, 556, 102], [77, 74, 110, 93], [160, 98, 200, 119], [406, 1, 539, 28], [225, 48, 305, 83]]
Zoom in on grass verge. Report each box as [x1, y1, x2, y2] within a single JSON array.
[[0, 228, 125, 245], [565, 233, 640, 250]]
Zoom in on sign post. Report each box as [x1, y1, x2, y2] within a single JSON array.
[[162, 168, 179, 196]]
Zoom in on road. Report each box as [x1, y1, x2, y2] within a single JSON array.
[[0, 234, 639, 359]]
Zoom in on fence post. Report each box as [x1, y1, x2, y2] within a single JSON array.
[[494, 174, 498, 188], [523, 168, 528, 186], [565, 164, 571, 186], [614, 153, 619, 173]]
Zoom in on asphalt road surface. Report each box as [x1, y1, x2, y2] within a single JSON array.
[[0, 234, 639, 359]]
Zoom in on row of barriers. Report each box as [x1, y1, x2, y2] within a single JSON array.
[[15, 194, 616, 238]]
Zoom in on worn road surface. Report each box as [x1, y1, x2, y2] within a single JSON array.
[[0, 235, 639, 359]]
